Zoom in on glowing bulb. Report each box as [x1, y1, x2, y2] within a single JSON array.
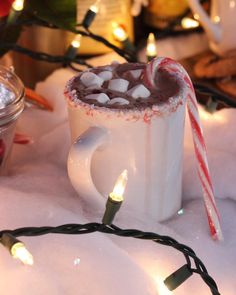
[[112, 23, 128, 42], [71, 34, 82, 49], [230, 1, 236, 8], [146, 33, 157, 58], [213, 15, 221, 23], [181, 17, 199, 29], [199, 107, 226, 123], [90, 0, 100, 13], [110, 169, 128, 202], [12, 0, 24, 11], [193, 13, 200, 20], [156, 277, 173, 295], [102, 169, 128, 224], [11, 242, 34, 265], [199, 108, 213, 121]]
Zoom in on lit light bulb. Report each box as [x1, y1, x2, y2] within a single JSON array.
[[102, 169, 128, 225], [164, 265, 193, 291], [7, 0, 25, 24], [230, 0, 236, 8], [156, 277, 173, 295], [181, 17, 199, 29], [111, 22, 136, 53], [71, 34, 82, 49], [213, 15, 221, 23], [65, 34, 82, 60], [199, 107, 226, 123], [12, 0, 24, 11], [1, 233, 34, 266], [112, 23, 128, 42], [90, 0, 101, 14], [11, 242, 34, 266], [82, 0, 100, 28], [110, 169, 128, 202], [146, 33, 157, 61]]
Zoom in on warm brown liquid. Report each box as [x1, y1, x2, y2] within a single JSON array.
[[69, 62, 181, 110]]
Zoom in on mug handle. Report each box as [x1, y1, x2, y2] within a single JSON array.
[[67, 126, 108, 209], [187, 0, 220, 43]]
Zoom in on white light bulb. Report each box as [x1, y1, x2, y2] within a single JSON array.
[[11, 242, 34, 265], [146, 33, 157, 57], [213, 15, 221, 23], [12, 0, 25, 11], [112, 23, 128, 42], [71, 34, 82, 49], [230, 0, 236, 8], [110, 169, 128, 202], [156, 277, 173, 295], [90, 0, 100, 13], [181, 17, 199, 29]]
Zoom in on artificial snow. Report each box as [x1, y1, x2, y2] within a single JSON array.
[[0, 67, 235, 295]]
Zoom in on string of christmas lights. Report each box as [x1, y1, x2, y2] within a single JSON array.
[[0, 42, 93, 69], [193, 81, 236, 109], [0, 170, 221, 295], [0, 223, 221, 295], [0, 0, 234, 109]]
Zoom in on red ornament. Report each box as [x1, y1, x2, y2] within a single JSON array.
[[0, 0, 14, 17]]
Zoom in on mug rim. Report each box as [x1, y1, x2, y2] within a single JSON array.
[[64, 64, 187, 122]]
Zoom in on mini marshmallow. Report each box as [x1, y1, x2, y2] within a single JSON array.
[[129, 69, 142, 79], [85, 93, 110, 104], [80, 72, 104, 87], [108, 79, 129, 92], [98, 71, 113, 81], [108, 97, 129, 105], [127, 84, 150, 99]]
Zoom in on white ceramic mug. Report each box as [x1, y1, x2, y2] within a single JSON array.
[[65, 60, 187, 221], [187, 0, 236, 56]]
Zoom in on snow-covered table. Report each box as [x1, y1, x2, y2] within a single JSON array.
[[1, 39, 235, 294]]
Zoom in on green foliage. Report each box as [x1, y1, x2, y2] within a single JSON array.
[[25, 0, 77, 31], [0, 0, 77, 57]]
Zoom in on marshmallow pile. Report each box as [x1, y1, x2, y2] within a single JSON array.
[[79, 63, 151, 107]]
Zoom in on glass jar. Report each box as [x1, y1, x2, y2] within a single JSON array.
[[0, 66, 25, 174]]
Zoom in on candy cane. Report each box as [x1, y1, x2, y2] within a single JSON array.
[[144, 57, 223, 241]]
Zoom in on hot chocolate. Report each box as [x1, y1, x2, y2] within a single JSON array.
[[65, 57, 188, 222], [67, 62, 181, 110]]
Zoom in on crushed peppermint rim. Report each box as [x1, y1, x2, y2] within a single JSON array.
[[64, 62, 187, 122]]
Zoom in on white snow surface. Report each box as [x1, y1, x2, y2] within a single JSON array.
[[0, 68, 235, 295]]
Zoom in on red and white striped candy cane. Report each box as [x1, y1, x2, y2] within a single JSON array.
[[144, 57, 223, 241]]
